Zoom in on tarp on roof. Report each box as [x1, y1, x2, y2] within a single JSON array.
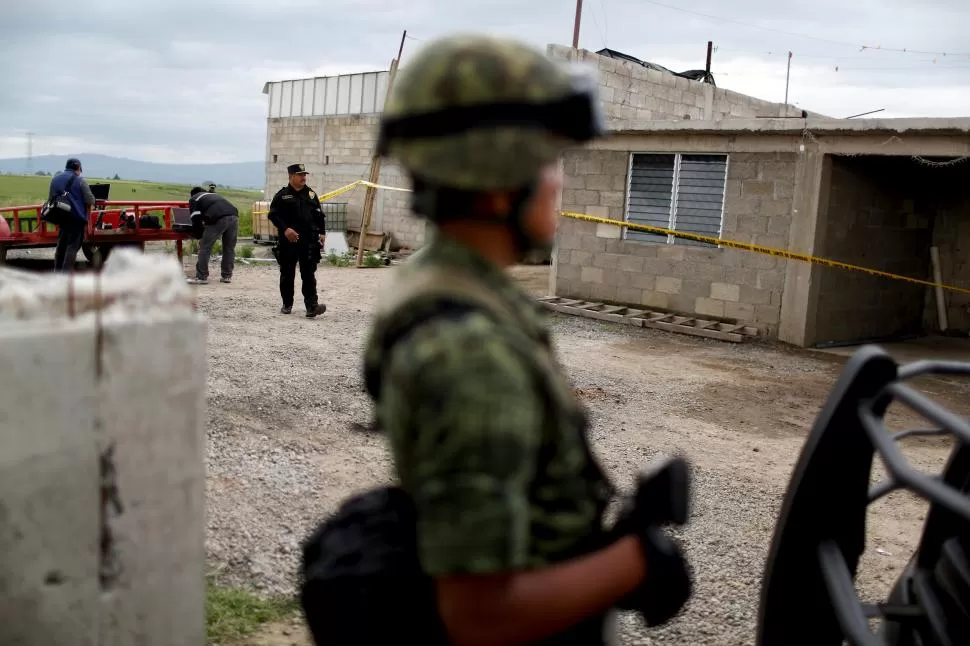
[[596, 48, 716, 86]]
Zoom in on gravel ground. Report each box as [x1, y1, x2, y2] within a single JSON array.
[[195, 259, 970, 646]]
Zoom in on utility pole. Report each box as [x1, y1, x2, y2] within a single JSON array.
[[784, 51, 792, 105], [572, 0, 583, 49], [25, 132, 34, 175], [705, 41, 713, 79], [355, 30, 407, 268]]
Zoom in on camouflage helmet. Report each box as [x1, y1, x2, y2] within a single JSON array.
[[377, 34, 605, 191]]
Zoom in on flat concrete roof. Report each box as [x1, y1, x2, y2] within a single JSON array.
[[610, 117, 970, 137]]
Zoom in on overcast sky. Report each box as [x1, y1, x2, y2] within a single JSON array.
[[1, 0, 967, 164]]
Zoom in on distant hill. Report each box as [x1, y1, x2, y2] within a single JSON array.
[[0, 153, 263, 189]]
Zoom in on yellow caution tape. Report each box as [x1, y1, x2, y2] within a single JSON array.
[[250, 179, 970, 296], [561, 210, 970, 296]]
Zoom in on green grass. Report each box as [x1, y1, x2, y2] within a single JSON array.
[[0, 174, 262, 237], [206, 579, 299, 645]]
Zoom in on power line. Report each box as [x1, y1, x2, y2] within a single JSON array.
[[641, 0, 970, 59]]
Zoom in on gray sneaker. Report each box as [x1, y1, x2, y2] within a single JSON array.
[[187, 277, 208, 285], [220, 277, 232, 284]]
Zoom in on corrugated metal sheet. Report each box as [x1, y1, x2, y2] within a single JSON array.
[[265, 71, 389, 118], [626, 153, 728, 246]]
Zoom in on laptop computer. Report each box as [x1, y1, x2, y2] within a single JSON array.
[[172, 207, 194, 233]]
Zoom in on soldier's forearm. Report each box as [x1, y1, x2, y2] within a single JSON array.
[[434, 535, 646, 646]]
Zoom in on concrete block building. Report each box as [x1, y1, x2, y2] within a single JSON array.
[[261, 71, 425, 250], [552, 118, 970, 347], [260, 45, 816, 251]]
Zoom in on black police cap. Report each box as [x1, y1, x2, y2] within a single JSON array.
[[287, 163, 309, 175]]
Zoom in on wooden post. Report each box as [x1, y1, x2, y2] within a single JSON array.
[[784, 51, 792, 105], [705, 41, 713, 77], [355, 31, 406, 267], [572, 0, 584, 49]]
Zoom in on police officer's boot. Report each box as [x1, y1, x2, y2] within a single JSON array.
[[305, 303, 327, 318]]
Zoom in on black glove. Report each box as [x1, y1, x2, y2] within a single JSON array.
[[612, 457, 694, 627]]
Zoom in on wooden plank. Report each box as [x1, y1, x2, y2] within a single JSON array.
[[576, 302, 603, 310], [693, 320, 719, 330], [600, 306, 627, 315], [581, 310, 626, 323], [642, 319, 745, 343], [558, 299, 586, 306], [536, 296, 559, 303], [717, 323, 746, 334], [622, 309, 647, 318], [644, 313, 675, 323]]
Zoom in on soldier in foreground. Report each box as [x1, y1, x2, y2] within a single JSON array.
[[354, 35, 694, 645]]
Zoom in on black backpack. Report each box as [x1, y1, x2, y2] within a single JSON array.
[[40, 174, 78, 226]]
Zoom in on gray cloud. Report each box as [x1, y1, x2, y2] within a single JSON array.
[[1, 0, 967, 163]]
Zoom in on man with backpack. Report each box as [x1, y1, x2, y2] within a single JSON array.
[[47, 158, 95, 272]]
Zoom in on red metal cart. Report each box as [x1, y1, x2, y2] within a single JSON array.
[[0, 199, 192, 266]]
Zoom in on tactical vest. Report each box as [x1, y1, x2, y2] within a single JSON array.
[[364, 261, 618, 645]]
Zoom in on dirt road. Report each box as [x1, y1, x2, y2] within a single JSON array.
[[196, 260, 969, 646]]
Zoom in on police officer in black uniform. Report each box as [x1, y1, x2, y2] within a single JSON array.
[[268, 163, 327, 317]]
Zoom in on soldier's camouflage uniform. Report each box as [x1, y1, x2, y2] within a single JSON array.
[[364, 234, 613, 577], [361, 33, 616, 644]]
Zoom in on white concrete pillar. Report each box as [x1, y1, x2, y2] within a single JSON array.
[[0, 251, 207, 645]]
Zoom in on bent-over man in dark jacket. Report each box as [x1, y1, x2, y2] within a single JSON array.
[[268, 163, 327, 317], [186, 186, 239, 285]]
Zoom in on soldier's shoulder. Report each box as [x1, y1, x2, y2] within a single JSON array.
[[272, 185, 291, 198]]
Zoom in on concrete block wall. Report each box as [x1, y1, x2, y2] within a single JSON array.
[[265, 116, 426, 250], [814, 157, 938, 344], [554, 149, 797, 336], [546, 45, 806, 128]]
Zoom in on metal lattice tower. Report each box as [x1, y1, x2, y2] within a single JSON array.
[[25, 132, 34, 175]]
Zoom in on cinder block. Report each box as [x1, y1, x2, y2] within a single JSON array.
[[725, 301, 756, 322], [656, 276, 682, 294], [695, 297, 725, 318], [740, 286, 772, 305], [642, 291, 669, 309], [596, 223, 622, 239], [767, 216, 792, 236], [630, 273, 655, 290], [599, 191, 625, 208], [581, 267, 604, 284], [576, 159, 604, 174], [593, 253, 623, 270], [656, 245, 686, 261], [580, 236, 607, 253], [755, 304, 781, 325], [681, 280, 709, 300], [711, 282, 741, 302], [742, 180, 774, 197], [687, 262, 726, 282], [618, 255, 645, 273], [575, 190, 600, 206], [585, 175, 613, 191], [737, 216, 768, 235], [586, 205, 612, 219], [643, 258, 675, 275], [563, 174, 586, 189]]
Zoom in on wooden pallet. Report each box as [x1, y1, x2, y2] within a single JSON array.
[[537, 297, 759, 343]]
